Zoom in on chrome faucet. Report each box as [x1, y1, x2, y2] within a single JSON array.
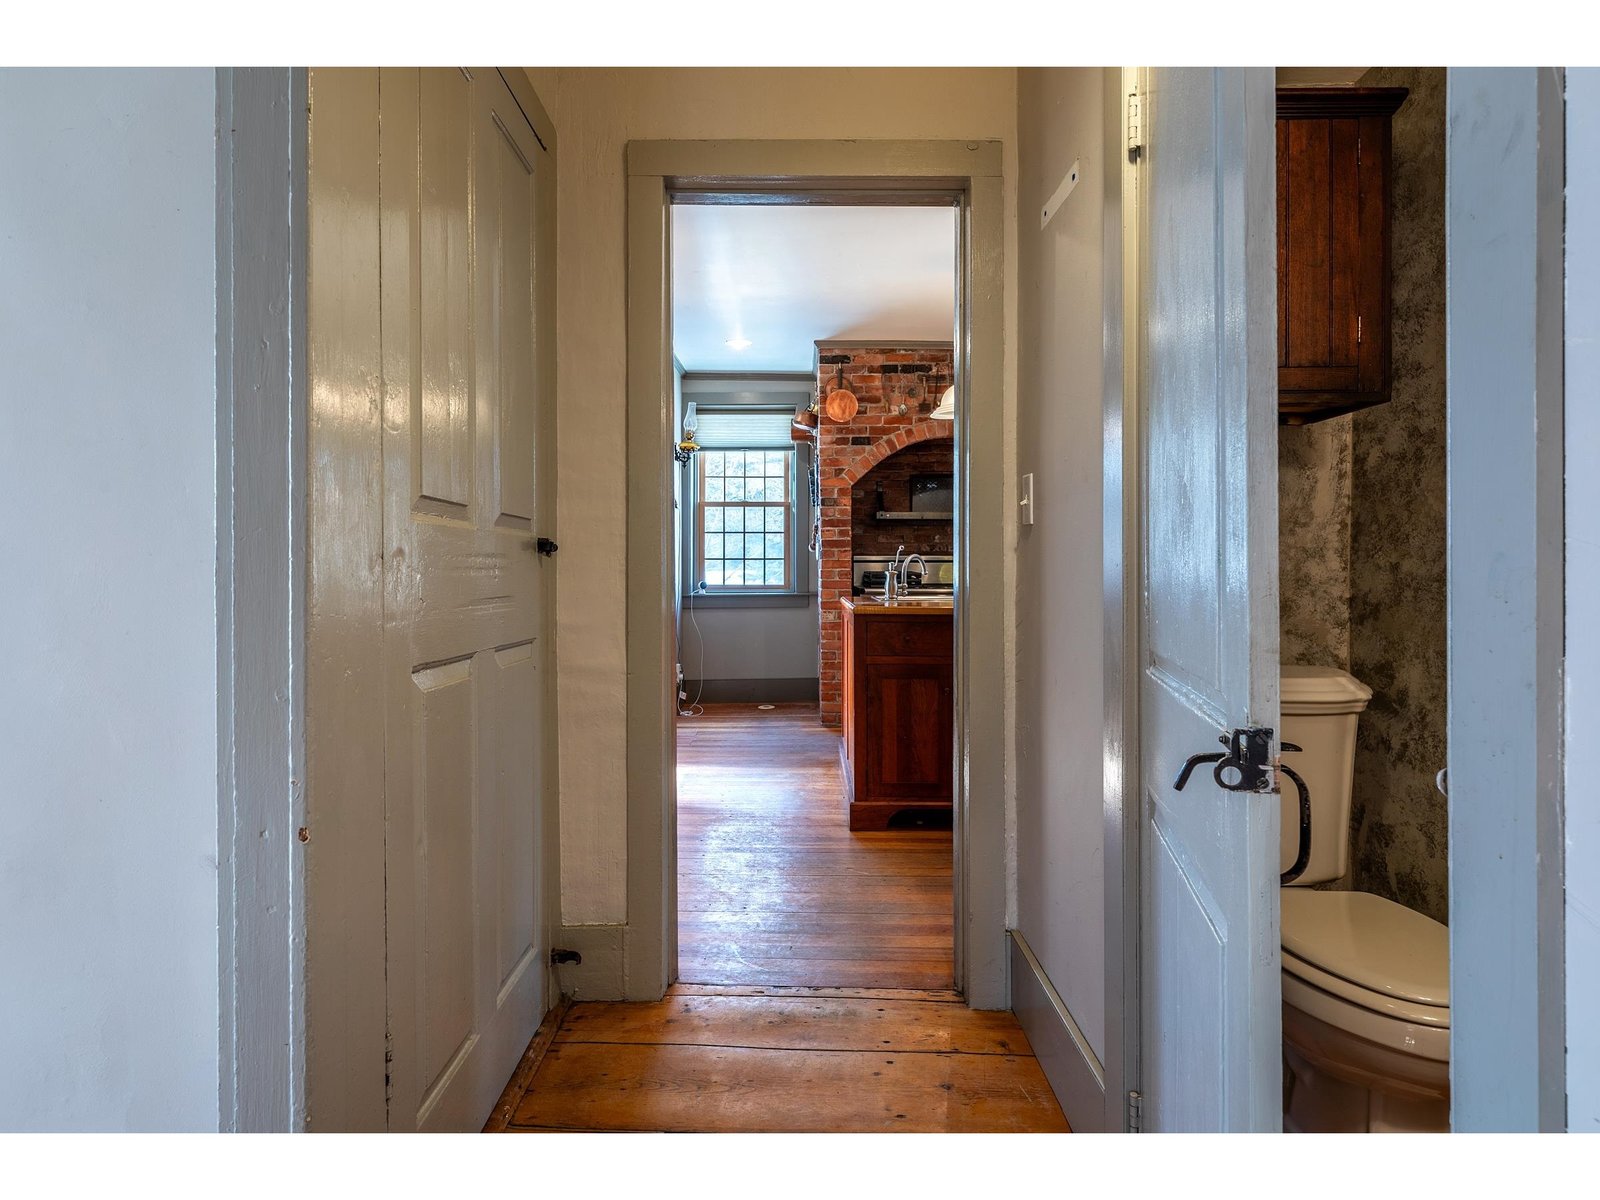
[[900, 553, 929, 597]]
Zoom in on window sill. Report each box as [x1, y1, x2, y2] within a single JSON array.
[[682, 592, 816, 610]]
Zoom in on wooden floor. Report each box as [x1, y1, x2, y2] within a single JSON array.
[[676, 702, 954, 990], [487, 704, 1067, 1133], [492, 984, 1070, 1133]]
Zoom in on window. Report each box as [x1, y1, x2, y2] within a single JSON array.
[[695, 449, 795, 591]]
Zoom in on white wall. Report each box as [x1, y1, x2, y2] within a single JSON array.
[[0, 69, 221, 1130], [523, 68, 1020, 927], [1565, 66, 1600, 1133], [1014, 70, 1107, 1057]]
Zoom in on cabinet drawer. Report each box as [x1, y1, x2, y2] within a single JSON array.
[[864, 616, 952, 660]]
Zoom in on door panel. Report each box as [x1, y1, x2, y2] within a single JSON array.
[[382, 66, 549, 1133], [1137, 67, 1281, 1132], [417, 68, 473, 515]]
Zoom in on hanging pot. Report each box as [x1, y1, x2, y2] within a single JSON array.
[[823, 365, 858, 423]]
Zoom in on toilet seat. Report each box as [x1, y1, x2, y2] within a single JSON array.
[[1280, 888, 1451, 1062], [1281, 889, 1449, 1004]]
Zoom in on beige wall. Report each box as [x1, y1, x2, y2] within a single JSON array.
[[1014, 67, 1108, 1058], [522, 68, 1020, 925]]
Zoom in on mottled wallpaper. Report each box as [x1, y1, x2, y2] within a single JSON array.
[[1277, 67, 1449, 923]]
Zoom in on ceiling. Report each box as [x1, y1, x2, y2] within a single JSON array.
[[670, 204, 957, 373], [1276, 67, 1371, 87]]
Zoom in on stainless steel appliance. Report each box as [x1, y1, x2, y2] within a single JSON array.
[[852, 553, 955, 597]]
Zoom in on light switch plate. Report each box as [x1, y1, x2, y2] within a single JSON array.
[[1019, 472, 1035, 526]]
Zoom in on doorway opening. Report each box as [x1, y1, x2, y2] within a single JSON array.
[[669, 200, 960, 991]]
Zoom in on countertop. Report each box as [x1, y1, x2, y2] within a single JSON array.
[[841, 595, 954, 616]]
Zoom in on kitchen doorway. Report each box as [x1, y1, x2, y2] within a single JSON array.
[[624, 139, 1008, 1006], [671, 205, 960, 990]]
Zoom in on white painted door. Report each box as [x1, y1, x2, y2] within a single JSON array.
[[379, 67, 549, 1132], [1134, 67, 1282, 1132]]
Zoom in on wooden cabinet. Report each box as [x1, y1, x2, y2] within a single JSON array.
[[839, 600, 953, 831], [1277, 87, 1408, 425]]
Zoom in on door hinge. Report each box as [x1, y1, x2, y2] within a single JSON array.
[[1128, 1089, 1143, 1132], [1127, 91, 1143, 161]]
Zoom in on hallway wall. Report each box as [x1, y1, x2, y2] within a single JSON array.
[[1013, 67, 1109, 1117], [523, 68, 1021, 928], [0, 69, 222, 1130]]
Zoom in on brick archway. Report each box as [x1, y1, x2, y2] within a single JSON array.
[[817, 424, 954, 727]]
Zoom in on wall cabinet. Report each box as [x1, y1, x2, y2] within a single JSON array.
[[839, 600, 953, 831], [1277, 87, 1408, 425]]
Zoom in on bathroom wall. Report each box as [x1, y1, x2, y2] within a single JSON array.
[[1347, 67, 1449, 921], [1276, 67, 1449, 922]]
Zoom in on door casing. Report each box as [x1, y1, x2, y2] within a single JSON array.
[[623, 139, 1008, 1006]]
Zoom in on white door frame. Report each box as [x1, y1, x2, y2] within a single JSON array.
[[216, 65, 309, 1133], [220, 67, 561, 1131], [624, 139, 1009, 1007], [1444, 66, 1567, 1131], [1101, 66, 1144, 1132]]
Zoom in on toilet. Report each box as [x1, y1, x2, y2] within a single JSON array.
[[1279, 665, 1451, 1133]]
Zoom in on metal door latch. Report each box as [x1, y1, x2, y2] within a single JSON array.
[[536, 537, 559, 557], [1174, 727, 1275, 794], [1175, 729, 1315, 886]]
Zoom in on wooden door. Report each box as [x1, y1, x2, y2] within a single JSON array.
[[379, 67, 550, 1133], [1135, 67, 1282, 1131]]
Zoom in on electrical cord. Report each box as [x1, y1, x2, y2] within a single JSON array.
[[677, 582, 707, 717]]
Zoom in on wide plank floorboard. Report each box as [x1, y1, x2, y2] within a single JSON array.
[[502, 992, 1068, 1133], [676, 703, 954, 989]]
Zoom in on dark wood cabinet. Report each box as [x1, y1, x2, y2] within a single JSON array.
[[1277, 87, 1408, 425], [839, 600, 953, 831]]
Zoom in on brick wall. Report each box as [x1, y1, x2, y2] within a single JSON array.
[[813, 343, 955, 727], [852, 441, 955, 558]]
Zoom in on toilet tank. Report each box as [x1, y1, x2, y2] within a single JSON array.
[[1280, 666, 1373, 886]]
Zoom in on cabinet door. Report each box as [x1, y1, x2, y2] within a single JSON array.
[[1278, 115, 1363, 392], [863, 661, 953, 801]]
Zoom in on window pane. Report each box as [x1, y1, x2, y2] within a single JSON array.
[[742, 453, 762, 477], [764, 533, 785, 558], [704, 508, 723, 531], [703, 561, 723, 586], [744, 507, 764, 533], [724, 507, 744, 532], [703, 451, 724, 477], [746, 477, 766, 502], [704, 477, 724, 502], [722, 560, 744, 587], [764, 559, 786, 586], [703, 533, 723, 560], [765, 452, 788, 476], [744, 532, 764, 559], [725, 478, 745, 501], [764, 507, 785, 532]]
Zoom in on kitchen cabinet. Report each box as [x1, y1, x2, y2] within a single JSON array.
[[1277, 86, 1408, 425], [839, 598, 953, 831]]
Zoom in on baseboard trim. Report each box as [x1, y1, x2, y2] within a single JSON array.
[[554, 924, 625, 999], [1010, 928, 1109, 1132], [684, 677, 820, 704]]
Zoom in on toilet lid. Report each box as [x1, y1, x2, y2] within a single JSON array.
[[1280, 889, 1449, 1007]]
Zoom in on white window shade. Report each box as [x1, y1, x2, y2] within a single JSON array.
[[692, 407, 796, 449]]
